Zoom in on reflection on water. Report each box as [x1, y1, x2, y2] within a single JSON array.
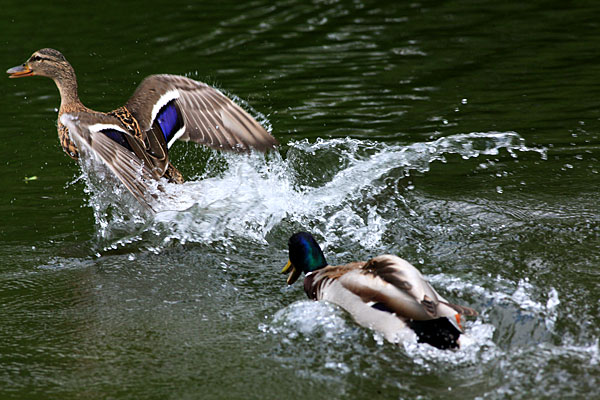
[[1, 0, 600, 398]]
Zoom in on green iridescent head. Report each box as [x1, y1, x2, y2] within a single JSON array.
[[282, 232, 328, 285]]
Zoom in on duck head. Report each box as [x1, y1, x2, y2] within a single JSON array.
[[7, 48, 73, 80], [282, 232, 328, 285]]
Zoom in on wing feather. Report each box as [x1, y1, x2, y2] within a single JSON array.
[[336, 255, 477, 323], [60, 113, 157, 210], [125, 74, 277, 152]]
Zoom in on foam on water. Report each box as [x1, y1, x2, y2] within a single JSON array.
[[261, 255, 564, 367], [265, 273, 499, 366], [260, 300, 358, 343], [76, 130, 546, 253], [427, 273, 560, 330], [261, 267, 570, 370], [73, 129, 598, 379]]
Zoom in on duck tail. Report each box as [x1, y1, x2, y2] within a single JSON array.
[[407, 317, 462, 350]]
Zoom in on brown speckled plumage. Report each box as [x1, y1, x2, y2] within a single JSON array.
[[58, 120, 80, 159], [108, 106, 143, 142], [164, 163, 184, 184]]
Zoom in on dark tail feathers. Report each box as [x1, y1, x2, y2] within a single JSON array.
[[407, 317, 462, 350]]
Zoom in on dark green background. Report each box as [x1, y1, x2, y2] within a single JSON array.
[[2, 1, 599, 399]]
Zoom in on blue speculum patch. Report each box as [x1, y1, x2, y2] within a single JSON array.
[[156, 100, 183, 143], [102, 129, 133, 151]]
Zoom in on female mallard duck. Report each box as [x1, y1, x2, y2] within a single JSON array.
[[7, 48, 277, 208], [282, 232, 478, 349]]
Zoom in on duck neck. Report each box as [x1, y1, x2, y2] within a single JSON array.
[[303, 247, 328, 274], [53, 64, 85, 114], [305, 257, 328, 274]]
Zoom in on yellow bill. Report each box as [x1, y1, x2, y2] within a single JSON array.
[[282, 260, 302, 285]]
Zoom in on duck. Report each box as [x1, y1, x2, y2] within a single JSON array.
[[7, 48, 278, 209], [281, 232, 478, 349]]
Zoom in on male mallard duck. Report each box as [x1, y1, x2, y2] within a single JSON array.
[[7, 48, 277, 208], [282, 232, 478, 349]]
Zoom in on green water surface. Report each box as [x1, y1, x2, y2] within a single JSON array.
[[1, 1, 599, 399]]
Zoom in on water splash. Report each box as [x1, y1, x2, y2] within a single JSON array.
[[263, 290, 497, 369], [261, 266, 565, 369], [74, 131, 546, 252], [260, 300, 357, 343]]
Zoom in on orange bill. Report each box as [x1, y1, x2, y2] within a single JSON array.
[[7, 64, 34, 78]]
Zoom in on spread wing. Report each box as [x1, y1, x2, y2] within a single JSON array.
[[60, 113, 159, 210], [124, 74, 278, 152]]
